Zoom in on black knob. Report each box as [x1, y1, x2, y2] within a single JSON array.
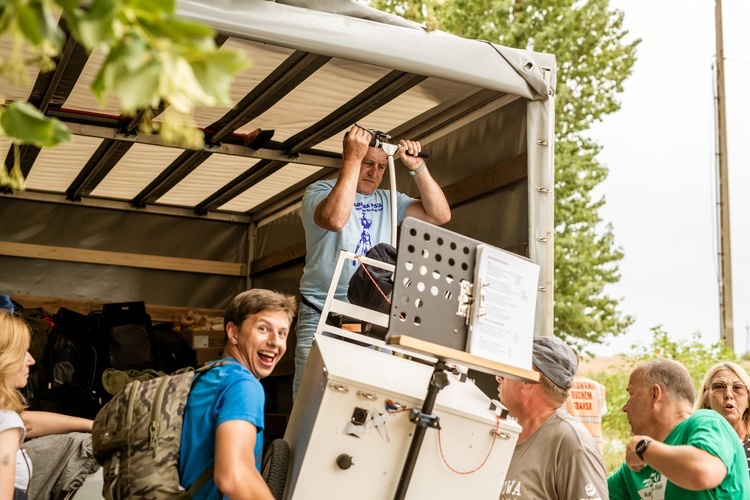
[[336, 454, 354, 470]]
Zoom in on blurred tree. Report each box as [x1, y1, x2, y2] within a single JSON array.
[[368, 0, 639, 349], [0, 0, 248, 189]]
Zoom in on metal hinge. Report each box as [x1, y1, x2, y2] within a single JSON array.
[[456, 279, 474, 323]]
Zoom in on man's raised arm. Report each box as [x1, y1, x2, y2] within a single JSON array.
[[314, 126, 370, 231], [400, 139, 450, 225]]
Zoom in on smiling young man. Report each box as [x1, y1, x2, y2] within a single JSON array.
[[293, 124, 451, 400], [179, 289, 297, 500]]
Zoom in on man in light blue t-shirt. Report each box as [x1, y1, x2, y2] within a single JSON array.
[[293, 124, 451, 399]]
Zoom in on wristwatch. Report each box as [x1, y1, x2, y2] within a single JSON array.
[[635, 438, 651, 461], [409, 161, 427, 176]]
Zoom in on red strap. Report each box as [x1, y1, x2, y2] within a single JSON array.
[[353, 254, 392, 306]]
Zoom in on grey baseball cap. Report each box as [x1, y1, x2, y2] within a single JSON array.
[[532, 336, 578, 390]]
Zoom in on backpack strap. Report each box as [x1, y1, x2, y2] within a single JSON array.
[[186, 463, 214, 497], [194, 358, 231, 374], [185, 359, 232, 498]]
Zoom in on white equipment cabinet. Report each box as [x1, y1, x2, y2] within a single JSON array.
[[283, 334, 521, 499]]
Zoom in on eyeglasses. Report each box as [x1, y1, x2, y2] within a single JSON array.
[[710, 382, 748, 395]]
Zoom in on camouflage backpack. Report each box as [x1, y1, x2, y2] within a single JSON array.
[[92, 362, 226, 499]]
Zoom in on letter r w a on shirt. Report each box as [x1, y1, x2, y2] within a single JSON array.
[[500, 480, 522, 496]]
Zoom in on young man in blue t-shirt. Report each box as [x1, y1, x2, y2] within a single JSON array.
[[179, 289, 297, 500]]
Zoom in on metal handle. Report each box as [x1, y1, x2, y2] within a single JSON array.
[[356, 390, 377, 401], [328, 382, 349, 393], [490, 430, 512, 440]]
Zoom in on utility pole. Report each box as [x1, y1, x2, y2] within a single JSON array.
[[715, 0, 734, 349]]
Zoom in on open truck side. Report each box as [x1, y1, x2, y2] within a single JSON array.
[[0, 0, 555, 428]]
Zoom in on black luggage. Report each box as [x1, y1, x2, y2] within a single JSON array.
[[89, 301, 159, 402], [34, 307, 101, 418]]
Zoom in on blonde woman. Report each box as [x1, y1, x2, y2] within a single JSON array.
[[0, 310, 35, 500], [696, 362, 750, 474]]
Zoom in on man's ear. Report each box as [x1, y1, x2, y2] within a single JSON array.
[[651, 383, 663, 404], [226, 322, 239, 345]]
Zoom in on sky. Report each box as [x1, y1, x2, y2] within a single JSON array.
[[586, 0, 750, 357]]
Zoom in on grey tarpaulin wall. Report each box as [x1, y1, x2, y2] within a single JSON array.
[[0, 198, 247, 309]]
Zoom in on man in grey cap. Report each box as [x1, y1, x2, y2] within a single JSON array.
[[496, 336, 608, 500]]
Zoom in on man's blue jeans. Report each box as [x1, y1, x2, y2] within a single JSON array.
[[293, 302, 320, 401]]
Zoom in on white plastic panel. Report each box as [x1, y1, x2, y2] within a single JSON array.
[[91, 142, 184, 200], [219, 162, 321, 212], [193, 39, 296, 128], [156, 152, 260, 207], [285, 335, 520, 500], [235, 57, 390, 150], [64, 49, 120, 116], [25, 135, 103, 192]]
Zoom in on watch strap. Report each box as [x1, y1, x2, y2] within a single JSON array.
[[636, 438, 651, 460], [409, 161, 426, 176]]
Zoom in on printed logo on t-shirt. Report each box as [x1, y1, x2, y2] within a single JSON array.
[[499, 479, 605, 499], [636, 471, 666, 499], [585, 483, 597, 497], [353, 201, 383, 260], [499, 479, 521, 498]]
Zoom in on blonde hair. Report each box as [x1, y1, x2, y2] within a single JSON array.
[[695, 362, 750, 432], [537, 369, 570, 405], [0, 310, 31, 412]]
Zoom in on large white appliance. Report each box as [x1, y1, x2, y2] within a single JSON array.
[[283, 334, 521, 499]]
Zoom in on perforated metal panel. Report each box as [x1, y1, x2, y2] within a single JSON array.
[[386, 217, 481, 351]]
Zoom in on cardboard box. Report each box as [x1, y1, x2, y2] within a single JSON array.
[[194, 347, 224, 367], [179, 330, 225, 349]]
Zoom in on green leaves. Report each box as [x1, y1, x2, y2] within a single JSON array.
[[0, 101, 71, 190], [91, 33, 161, 110], [0, 0, 250, 187], [128, 0, 175, 16], [82, 0, 249, 116], [0, 101, 71, 148], [0, 0, 65, 75], [554, 136, 633, 349], [190, 50, 250, 107], [67, 0, 117, 48], [17, 2, 51, 45], [0, 160, 26, 190], [0, 142, 26, 190], [139, 16, 217, 50], [52, 0, 82, 12]]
